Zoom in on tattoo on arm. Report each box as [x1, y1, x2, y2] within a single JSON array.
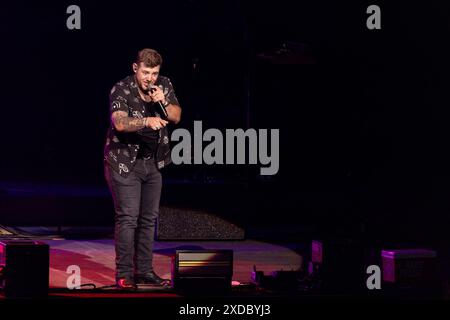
[[112, 111, 145, 132]]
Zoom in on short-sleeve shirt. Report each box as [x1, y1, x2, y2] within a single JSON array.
[[103, 75, 179, 177]]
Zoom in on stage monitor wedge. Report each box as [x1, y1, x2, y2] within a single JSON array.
[[0, 240, 49, 298], [172, 250, 233, 293]]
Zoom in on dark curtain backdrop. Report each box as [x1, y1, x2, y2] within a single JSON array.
[[1, 1, 450, 239]]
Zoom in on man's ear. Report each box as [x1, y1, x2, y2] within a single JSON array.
[[132, 63, 138, 73]]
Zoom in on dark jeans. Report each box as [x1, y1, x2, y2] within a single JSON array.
[[104, 158, 162, 280]]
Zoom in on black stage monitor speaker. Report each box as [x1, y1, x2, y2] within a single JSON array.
[[0, 240, 49, 298], [172, 250, 233, 292]]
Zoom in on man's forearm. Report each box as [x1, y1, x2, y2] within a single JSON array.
[[113, 114, 146, 132], [166, 104, 181, 124]]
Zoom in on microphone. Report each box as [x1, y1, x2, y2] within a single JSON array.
[[148, 84, 169, 119]]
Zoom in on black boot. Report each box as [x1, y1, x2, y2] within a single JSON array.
[[135, 271, 170, 286]]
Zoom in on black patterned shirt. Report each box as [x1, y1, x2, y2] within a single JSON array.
[[103, 75, 179, 177]]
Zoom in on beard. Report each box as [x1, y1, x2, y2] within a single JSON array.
[[139, 81, 150, 93]]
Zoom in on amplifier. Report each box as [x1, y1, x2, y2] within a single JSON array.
[[171, 250, 233, 292], [0, 240, 49, 298], [382, 249, 438, 285]]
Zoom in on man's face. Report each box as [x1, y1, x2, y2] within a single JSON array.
[[133, 62, 160, 92]]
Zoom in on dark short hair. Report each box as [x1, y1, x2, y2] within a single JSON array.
[[136, 48, 162, 68]]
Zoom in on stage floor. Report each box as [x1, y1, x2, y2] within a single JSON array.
[[45, 238, 303, 289], [1, 230, 448, 303]]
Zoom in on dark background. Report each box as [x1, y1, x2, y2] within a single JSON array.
[[1, 1, 450, 245]]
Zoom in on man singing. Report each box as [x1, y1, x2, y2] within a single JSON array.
[[104, 48, 181, 289]]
